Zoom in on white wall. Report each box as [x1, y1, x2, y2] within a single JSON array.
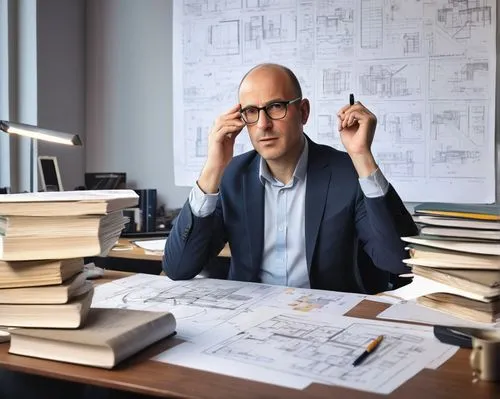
[[37, 0, 86, 191], [86, 0, 190, 209]]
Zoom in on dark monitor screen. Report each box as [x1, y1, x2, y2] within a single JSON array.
[[85, 173, 127, 190], [38, 156, 63, 191]]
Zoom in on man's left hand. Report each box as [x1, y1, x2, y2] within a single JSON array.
[[337, 101, 378, 177]]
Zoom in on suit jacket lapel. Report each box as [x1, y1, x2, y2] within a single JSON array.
[[305, 141, 331, 272], [243, 156, 264, 280]]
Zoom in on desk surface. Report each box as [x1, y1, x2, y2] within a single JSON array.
[[0, 272, 498, 398], [108, 238, 231, 261]]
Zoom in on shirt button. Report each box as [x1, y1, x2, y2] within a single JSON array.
[[278, 225, 284, 231]]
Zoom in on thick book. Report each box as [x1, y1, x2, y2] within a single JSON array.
[[9, 307, 177, 369], [414, 203, 500, 221], [413, 215, 500, 230], [0, 272, 87, 304], [0, 286, 93, 328], [0, 211, 126, 237], [412, 265, 500, 299], [405, 245, 499, 270], [0, 216, 127, 261], [417, 293, 500, 323], [420, 226, 500, 241], [401, 236, 500, 256], [0, 258, 84, 288], [0, 190, 139, 216]]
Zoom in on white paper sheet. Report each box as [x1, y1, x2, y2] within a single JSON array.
[[155, 309, 456, 394], [381, 275, 491, 302], [93, 274, 457, 393], [132, 239, 167, 252], [377, 300, 500, 329]]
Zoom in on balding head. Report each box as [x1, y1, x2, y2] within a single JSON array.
[[238, 63, 302, 99]]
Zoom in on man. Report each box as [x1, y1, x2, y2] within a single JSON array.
[[163, 63, 418, 293]]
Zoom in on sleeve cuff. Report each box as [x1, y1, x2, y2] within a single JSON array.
[[358, 168, 389, 198], [188, 182, 219, 217]]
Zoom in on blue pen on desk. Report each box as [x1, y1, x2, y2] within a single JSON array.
[[349, 93, 355, 106], [352, 335, 383, 366]]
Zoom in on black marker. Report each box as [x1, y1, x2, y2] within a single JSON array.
[[349, 93, 355, 106]]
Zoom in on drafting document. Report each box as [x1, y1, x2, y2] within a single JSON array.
[[172, 1, 496, 202], [378, 300, 500, 329], [155, 309, 456, 394], [92, 274, 365, 341]]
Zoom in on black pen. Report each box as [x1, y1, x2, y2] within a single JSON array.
[[352, 335, 383, 366], [349, 93, 355, 106]]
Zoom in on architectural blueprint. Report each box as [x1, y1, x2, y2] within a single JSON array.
[[155, 308, 455, 393], [93, 274, 456, 393], [173, 0, 496, 202], [92, 273, 365, 340]]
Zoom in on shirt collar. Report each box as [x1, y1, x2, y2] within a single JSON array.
[[258, 136, 309, 185]]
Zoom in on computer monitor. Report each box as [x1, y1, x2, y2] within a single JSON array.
[[37, 156, 64, 191], [85, 172, 127, 190]]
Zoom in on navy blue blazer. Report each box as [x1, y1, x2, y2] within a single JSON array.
[[163, 137, 418, 293]]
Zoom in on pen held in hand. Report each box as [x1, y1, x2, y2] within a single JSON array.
[[349, 93, 355, 106], [352, 335, 383, 366]]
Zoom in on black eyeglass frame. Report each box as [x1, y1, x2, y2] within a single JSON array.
[[240, 96, 302, 124]]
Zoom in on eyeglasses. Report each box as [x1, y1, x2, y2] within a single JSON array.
[[240, 97, 302, 124]]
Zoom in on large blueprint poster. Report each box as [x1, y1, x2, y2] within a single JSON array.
[[172, 0, 496, 203]]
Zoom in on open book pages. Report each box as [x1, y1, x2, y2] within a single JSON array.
[[8, 307, 176, 369], [413, 215, 500, 230], [412, 266, 500, 298], [0, 272, 88, 304], [0, 286, 93, 328], [0, 190, 138, 216], [0, 258, 83, 289], [0, 211, 126, 238], [417, 294, 500, 323], [401, 236, 500, 256], [0, 218, 127, 261]]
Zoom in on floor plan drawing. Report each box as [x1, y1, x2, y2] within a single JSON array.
[[429, 101, 489, 178], [93, 274, 365, 340], [156, 311, 456, 394], [173, 0, 496, 202], [358, 62, 424, 99]]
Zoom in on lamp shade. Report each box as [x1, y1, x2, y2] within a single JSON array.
[[0, 120, 82, 146]]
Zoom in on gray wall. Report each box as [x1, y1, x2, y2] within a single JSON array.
[[37, 0, 86, 191], [86, 0, 190, 209]]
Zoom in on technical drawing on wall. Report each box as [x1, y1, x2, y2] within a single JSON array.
[[173, 0, 496, 202]]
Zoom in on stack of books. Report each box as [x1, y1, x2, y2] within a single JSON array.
[[0, 190, 138, 328], [401, 202, 500, 323]]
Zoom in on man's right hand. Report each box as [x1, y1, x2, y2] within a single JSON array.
[[198, 104, 246, 194]]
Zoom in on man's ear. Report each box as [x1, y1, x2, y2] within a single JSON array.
[[300, 99, 310, 124]]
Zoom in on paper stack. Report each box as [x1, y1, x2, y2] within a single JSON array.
[[401, 202, 500, 323], [0, 190, 138, 328]]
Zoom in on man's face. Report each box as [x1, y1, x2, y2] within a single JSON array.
[[239, 67, 309, 162]]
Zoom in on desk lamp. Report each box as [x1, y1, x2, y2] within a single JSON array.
[[0, 120, 82, 192]]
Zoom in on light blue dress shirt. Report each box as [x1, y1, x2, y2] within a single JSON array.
[[189, 139, 389, 288]]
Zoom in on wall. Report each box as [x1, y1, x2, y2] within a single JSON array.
[[86, 0, 190, 209], [37, 0, 86, 191]]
